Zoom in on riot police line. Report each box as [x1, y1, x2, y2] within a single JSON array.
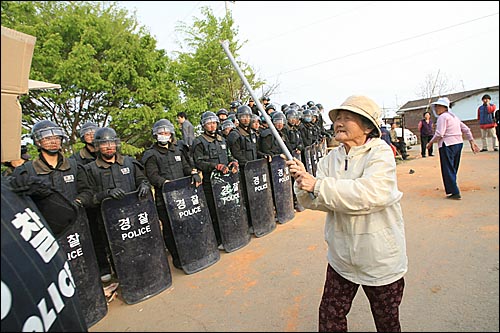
[[2, 125, 328, 332]]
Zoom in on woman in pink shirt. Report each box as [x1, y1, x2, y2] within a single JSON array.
[[426, 97, 480, 200]]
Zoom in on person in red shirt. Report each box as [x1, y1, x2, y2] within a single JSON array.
[[477, 94, 498, 152]]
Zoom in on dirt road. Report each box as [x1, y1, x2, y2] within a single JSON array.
[[90, 147, 499, 332]]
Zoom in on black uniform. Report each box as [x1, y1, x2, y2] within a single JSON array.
[[258, 127, 291, 157], [141, 141, 194, 268], [10, 152, 79, 236], [226, 125, 260, 167], [77, 153, 149, 276], [191, 132, 237, 245]]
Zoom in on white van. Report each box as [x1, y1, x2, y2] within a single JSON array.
[[381, 125, 418, 148]]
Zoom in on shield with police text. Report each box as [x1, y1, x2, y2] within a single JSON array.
[[162, 176, 220, 274], [1, 179, 87, 332], [243, 158, 276, 237], [210, 170, 251, 252], [304, 145, 314, 175], [57, 207, 107, 327], [101, 190, 171, 304], [310, 144, 318, 176], [269, 155, 295, 224]]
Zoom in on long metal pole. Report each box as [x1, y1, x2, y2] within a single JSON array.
[[220, 40, 293, 161]]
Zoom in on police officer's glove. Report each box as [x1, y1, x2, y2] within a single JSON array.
[[228, 161, 239, 173], [72, 198, 84, 209], [191, 172, 202, 184], [108, 188, 126, 200], [10, 174, 53, 199], [137, 182, 150, 198], [215, 163, 229, 174]]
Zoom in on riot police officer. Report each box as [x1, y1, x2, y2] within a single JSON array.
[[10, 120, 80, 236], [258, 111, 291, 157], [226, 105, 261, 167], [141, 119, 201, 269], [70, 121, 99, 165], [77, 127, 151, 282], [221, 119, 237, 139], [191, 112, 239, 248]]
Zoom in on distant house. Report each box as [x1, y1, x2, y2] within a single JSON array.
[[396, 85, 499, 139]]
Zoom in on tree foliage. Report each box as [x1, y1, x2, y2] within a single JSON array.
[[1, 1, 264, 157], [173, 6, 264, 119]]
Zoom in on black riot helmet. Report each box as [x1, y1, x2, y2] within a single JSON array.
[[152, 119, 175, 145], [79, 121, 98, 144], [200, 111, 219, 126], [265, 104, 276, 113], [230, 101, 240, 109], [307, 100, 315, 108], [216, 108, 229, 117], [285, 109, 300, 122], [200, 111, 219, 135], [221, 119, 235, 131], [93, 127, 121, 152], [261, 96, 270, 102], [236, 105, 252, 127], [31, 120, 67, 154], [271, 111, 286, 125], [281, 104, 289, 112], [315, 103, 324, 110], [302, 109, 313, 123], [236, 105, 252, 120]]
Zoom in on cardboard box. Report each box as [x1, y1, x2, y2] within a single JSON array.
[[1, 26, 36, 162], [1, 26, 36, 95], [1, 26, 60, 162], [1, 93, 23, 162]]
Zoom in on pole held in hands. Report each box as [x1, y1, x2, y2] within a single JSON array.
[[220, 40, 293, 161]]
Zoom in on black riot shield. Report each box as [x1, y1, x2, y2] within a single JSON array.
[[310, 143, 318, 176], [210, 170, 251, 252], [162, 176, 220, 274], [304, 145, 314, 175], [316, 142, 324, 161], [321, 138, 328, 156], [243, 158, 276, 237], [1, 178, 88, 332], [101, 190, 171, 304], [292, 149, 302, 164], [269, 155, 295, 224], [58, 207, 107, 327]]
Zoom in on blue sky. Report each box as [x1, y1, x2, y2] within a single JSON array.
[[117, 1, 499, 117]]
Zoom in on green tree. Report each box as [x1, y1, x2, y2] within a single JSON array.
[[2, 1, 180, 157], [173, 6, 264, 121]]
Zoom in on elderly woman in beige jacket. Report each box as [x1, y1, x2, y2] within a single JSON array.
[[286, 95, 408, 332]]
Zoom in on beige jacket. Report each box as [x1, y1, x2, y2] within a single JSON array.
[[295, 138, 408, 286]]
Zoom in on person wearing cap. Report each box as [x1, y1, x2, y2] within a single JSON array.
[[247, 98, 259, 116], [285, 95, 408, 332], [426, 97, 480, 200], [476, 94, 498, 152]]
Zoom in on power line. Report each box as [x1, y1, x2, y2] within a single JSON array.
[[268, 12, 499, 78]]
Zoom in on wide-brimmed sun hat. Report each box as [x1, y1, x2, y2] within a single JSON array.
[[329, 95, 381, 137], [430, 97, 450, 114]]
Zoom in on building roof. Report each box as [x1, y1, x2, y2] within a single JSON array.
[[397, 85, 499, 114]]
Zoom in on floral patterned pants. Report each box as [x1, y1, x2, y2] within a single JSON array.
[[318, 264, 405, 332]]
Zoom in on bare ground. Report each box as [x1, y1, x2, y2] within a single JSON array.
[[90, 146, 499, 332]]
